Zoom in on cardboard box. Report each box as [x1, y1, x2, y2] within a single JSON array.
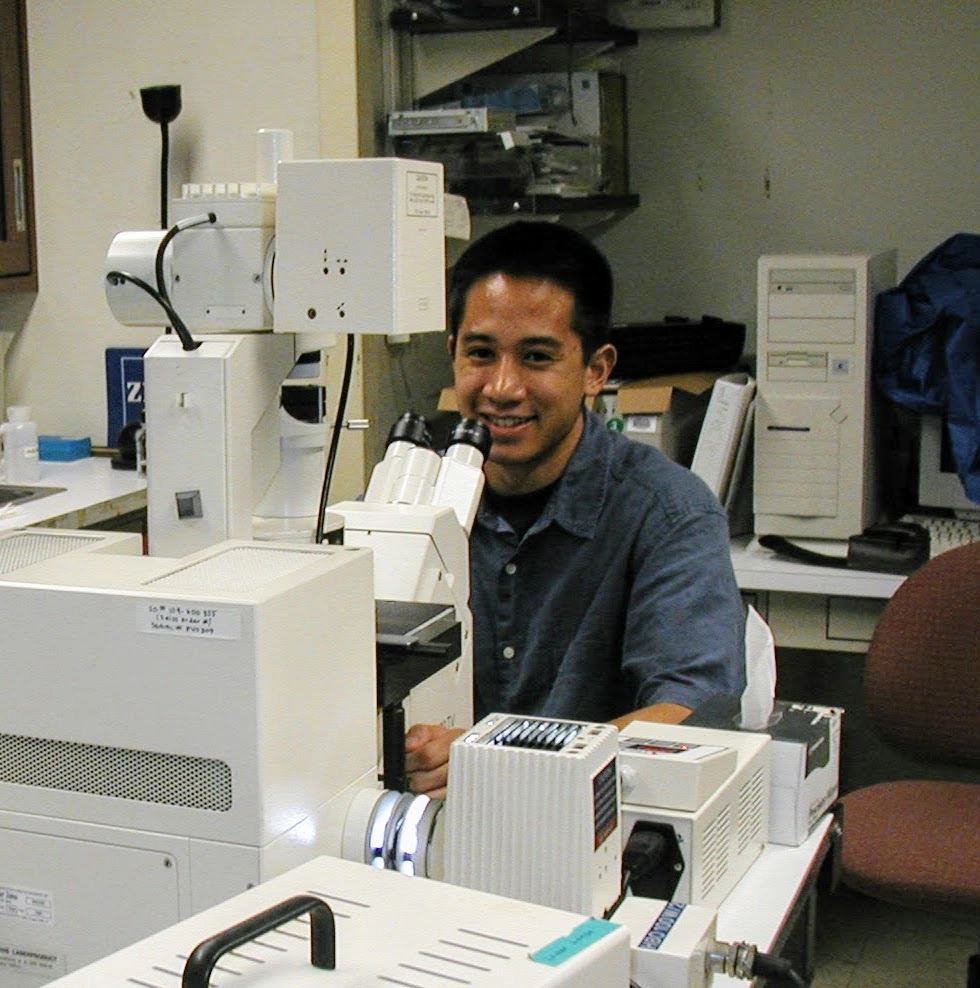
[[593, 372, 721, 467], [685, 698, 842, 846], [766, 702, 842, 846]]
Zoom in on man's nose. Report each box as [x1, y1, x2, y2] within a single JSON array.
[[484, 355, 526, 402]]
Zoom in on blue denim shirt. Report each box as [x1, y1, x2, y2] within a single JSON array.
[[470, 410, 746, 722]]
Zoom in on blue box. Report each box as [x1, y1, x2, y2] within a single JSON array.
[[105, 347, 146, 446], [39, 436, 92, 461]]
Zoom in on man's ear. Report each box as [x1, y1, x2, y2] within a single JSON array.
[[584, 343, 617, 397], [447, 334, 456, 359]]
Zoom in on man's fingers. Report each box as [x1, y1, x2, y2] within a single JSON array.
[[407, 762, 449, 797]]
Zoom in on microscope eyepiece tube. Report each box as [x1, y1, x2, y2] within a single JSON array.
[[447, 418, 491, 460], [365, 412, 434, 502], [387, 411, 432, 450], [390, 445, 442, 506]]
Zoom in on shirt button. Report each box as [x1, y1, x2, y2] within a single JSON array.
[[504, 563, 517, 576], [502, 646, 515, 659]]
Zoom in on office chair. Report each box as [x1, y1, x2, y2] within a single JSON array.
[[837, 540, 980, 985]]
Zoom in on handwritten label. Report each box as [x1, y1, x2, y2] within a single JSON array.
[[142, 602, 241, 640], [531, 918, 619, 966]]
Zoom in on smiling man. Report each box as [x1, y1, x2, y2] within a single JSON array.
[[405, 221, 746, 797]]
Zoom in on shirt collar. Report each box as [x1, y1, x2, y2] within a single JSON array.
[[476, 409, 609, 540]]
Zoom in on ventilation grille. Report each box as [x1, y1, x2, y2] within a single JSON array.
[[482, 717, 581, 751], [699, 803, 732, 901], [0, 733, 232, 811], [737, 766, 767, 853], [146, 545, 325, 593], [0, 531, 99, 574]]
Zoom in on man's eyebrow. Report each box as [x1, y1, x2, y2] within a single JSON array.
[[519, 335, 564, 350], [459, 329, 564, 348]]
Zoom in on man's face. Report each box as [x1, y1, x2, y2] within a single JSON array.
[[450, 273, 615, 496]]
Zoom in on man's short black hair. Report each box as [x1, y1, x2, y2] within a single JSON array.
[[447, 221, 614, 358]]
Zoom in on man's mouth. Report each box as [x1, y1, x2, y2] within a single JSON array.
[[482, 413, 534, 430]]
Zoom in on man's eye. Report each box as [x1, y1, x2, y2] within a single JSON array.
[[524, 350, 556, 364], [465, 347, 494, 361]]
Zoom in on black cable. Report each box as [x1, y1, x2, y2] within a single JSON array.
[[752, 950, 809, 987], [603, 870, 631, 920], [314, 333, 356, 543], [154, 212, 217, 305], [159, 121, 170, 230], [105, 270, 201, 352]]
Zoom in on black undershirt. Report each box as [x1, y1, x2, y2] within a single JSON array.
[[483, 481, 558, 539]]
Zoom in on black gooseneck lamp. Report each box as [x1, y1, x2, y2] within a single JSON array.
[[140, 84, 182, 230]]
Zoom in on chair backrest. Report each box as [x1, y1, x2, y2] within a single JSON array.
[[864, 540, 980, 768]]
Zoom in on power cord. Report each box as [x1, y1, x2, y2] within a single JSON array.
[[154, 212, 216, 305], [314, 332, 356, 543], [105, 270, 200, 352], [707, 940, 808, 986], [106, 211, 217, 353]]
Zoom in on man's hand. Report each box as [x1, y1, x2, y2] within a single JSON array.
[[405, 723, 465, 798]]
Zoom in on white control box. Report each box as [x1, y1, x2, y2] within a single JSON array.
[[273, 158, 446, 337], [753, 251, 896, 539], [619, 722, 770, 909]]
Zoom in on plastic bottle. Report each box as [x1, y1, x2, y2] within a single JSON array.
[[1, 406, 41, 483]]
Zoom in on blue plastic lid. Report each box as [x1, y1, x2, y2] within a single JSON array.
[[38, 435, 92, 461]]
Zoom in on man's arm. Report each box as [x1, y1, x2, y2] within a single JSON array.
[[619, 492, 746, 716], [610, 701, 691, 731]]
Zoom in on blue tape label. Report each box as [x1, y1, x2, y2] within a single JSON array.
[[639, 901, 686, 950], [531, 917, 619, 966]]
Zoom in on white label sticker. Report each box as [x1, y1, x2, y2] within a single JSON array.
[[0, 885, 54, 925], [406, 170, 440, 218], [0, 942, 64, 975], [141, 602, 241, 639]]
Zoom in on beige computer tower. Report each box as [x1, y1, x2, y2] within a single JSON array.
[[753, 251, 896, 539]]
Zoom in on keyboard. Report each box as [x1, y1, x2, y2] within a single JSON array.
[[901, 513, 980, 558]]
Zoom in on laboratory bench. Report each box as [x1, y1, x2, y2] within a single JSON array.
[[730, 534, 903, 654], [0, 455, 146, 534]]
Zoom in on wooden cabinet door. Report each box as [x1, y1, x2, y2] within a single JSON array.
[[0, 0, 37, 290]]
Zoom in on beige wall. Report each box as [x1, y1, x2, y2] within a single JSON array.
[[0, 0, 368, 497], [595, 0, 980, 350], [5, 1, 978, 476]]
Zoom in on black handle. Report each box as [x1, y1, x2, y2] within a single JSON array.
[[182, 894, 335, 988], [382, 702, 408, 792]]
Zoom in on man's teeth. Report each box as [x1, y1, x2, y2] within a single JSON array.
[[487, 415, 530, 427]]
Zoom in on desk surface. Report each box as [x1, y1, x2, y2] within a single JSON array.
[[714, 815, 834, 985], [731, 535, 905, 600], [0, 457, 146, 533]]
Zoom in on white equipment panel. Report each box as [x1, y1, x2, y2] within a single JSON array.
[[41, 856, 630, 988], [442, 714, 622, 918], [619, 722, 770, 909], [274, 158, 445, 337], [0, 539, 378, 984]]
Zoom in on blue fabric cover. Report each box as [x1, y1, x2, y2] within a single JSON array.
[[874, 233, 980, 501]]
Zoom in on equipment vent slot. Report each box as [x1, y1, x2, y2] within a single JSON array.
[[0, 733, 232, 811], [146, 544, 328, 593], [483, 717, 581, 751], [0, 531, 97, 573], [699, 804, 732, 900], [737, 766, 767, 853]]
